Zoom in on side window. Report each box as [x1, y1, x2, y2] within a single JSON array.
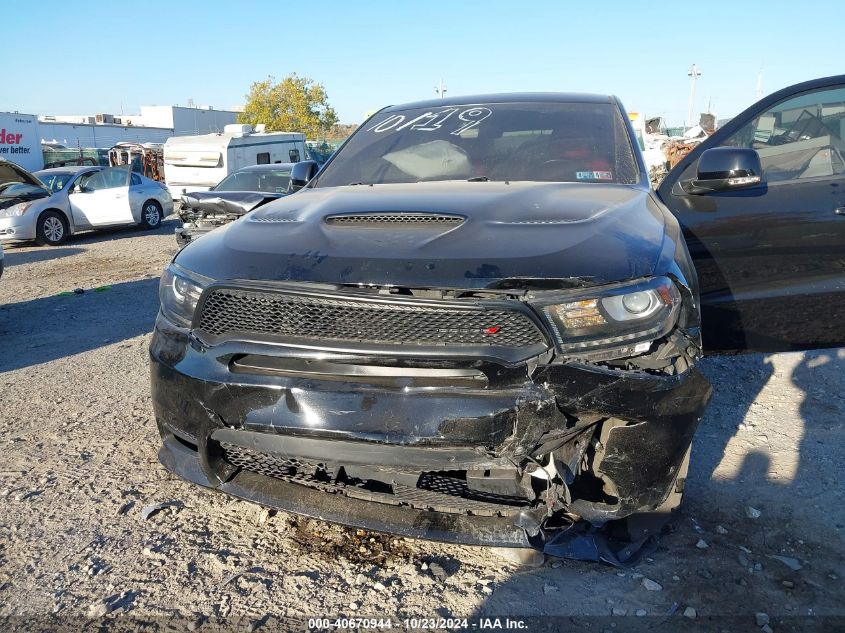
[[78, 171, 107, 192], [131, 173, 142, 186], [256, 152, 270, 165], [103, 167, 130, 189], [289, 149, 300, 162], [78, 168, 130, 191], [722, 85, 845, 182]]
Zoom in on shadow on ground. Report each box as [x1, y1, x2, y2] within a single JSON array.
[[64, 217, 178, 246], [0, 277, 160, 373], [1, 246, 87, 267]]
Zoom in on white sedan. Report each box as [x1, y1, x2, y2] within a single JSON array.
[[0, 165, 173, 246]]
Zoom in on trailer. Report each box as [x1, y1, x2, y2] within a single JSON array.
[[162, 124, 306, 198]]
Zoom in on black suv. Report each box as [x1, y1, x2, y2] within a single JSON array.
[[150, 77, 845, 561]]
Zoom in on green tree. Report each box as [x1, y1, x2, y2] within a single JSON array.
[[238, 73, 338, 138]]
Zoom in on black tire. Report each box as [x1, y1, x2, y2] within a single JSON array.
[[35, 210, 68, 246], [140, 200, 163, 230]]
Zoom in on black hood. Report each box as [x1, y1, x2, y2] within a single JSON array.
[[175, 181, 666, 289]]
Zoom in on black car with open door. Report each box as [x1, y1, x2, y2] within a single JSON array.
[[657, 74, 845, 352]]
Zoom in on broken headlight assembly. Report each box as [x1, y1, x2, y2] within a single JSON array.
[[159, 264, 210, 328], [531, 277, 682, 356]]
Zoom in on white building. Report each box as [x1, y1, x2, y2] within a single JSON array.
[[37, 121, 174, 149], [131, 105, 238, 135], [37, 105, 240, 151]]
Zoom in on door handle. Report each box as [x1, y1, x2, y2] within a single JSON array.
[[835, 207, 845, 215]]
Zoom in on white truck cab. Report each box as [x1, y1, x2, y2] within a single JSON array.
[[163, 124, 306, 198]]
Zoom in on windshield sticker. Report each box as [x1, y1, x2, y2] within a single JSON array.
[[367, 107, 492, 136], [396, 108, 459, 132], [576, 171, 613, 180]]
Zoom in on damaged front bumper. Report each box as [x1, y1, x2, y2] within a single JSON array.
[[175, 210, 239, 246], [176, 192, 283, 245], [150, 308, 711, 563]]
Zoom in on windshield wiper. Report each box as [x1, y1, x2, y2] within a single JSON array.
[[467, 176, 490, 182]]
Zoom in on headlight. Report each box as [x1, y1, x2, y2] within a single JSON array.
[[0, 201, 34, 218], [159, 264, 210, 327], [532, 277, 681, 354]]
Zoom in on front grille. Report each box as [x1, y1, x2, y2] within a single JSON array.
[[220, 442, 334, 480], [416, 472, 528, 506], [197, 288, 546, 348], [325, 213, 464, 226], [219, 442, 529, 517]]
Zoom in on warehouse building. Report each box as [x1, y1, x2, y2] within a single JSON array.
[[1, 105, 240, 171], [39, 105, 239, 148]]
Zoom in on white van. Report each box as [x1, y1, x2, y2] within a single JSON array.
[[163, 124, 306, 198]]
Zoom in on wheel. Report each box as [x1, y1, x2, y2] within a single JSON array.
[[140, 200, 163, 229], [35, 211, 68, 246]]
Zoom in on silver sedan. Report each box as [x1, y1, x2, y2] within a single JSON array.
[[0, 166, 174, 246]]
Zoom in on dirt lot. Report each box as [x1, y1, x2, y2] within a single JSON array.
[[0, 220, 843, 631]]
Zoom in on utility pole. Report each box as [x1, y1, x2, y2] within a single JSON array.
[[687, 64, 701, 129], [756, 67, 764, 100], [435, 79, 447, 99]]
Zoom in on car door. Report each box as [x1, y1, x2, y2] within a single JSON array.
[[658, 75, 845, 353], [68, 167, 133, 226], [127, 172, 150, 222]]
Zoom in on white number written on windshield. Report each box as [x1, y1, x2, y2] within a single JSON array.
[[367, 107, 492, 136]]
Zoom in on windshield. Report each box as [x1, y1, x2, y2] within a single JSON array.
[[316, 101, 639, 187], [214, 169, 292, 193], [35, 171, 76, 193]]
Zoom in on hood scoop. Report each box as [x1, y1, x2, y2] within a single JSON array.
[[324, 212, 465, 227]]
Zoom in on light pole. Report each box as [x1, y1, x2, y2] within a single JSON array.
[[687, 64, 701, 129], [435, 79, 447, 99]]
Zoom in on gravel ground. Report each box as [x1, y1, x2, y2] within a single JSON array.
[[0, 220, 843, 630]]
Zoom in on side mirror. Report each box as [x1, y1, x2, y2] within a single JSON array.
[[288, 160, 319, 192], [683, 147, 764, 194]]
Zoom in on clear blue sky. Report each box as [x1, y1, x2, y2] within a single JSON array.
[[2, 1, 842, 126]]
